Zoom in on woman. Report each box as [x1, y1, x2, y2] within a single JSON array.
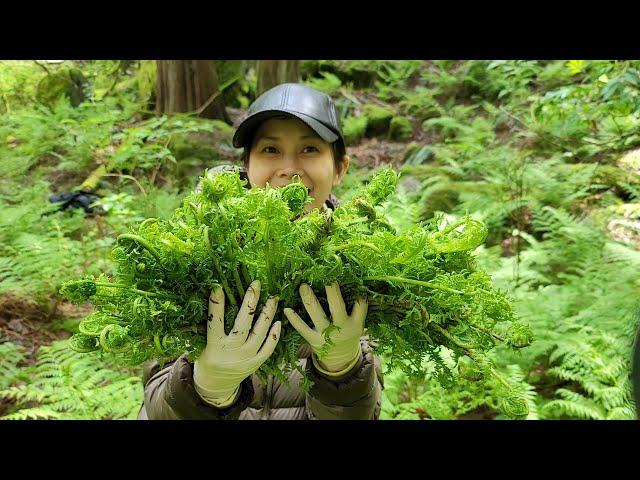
[[138, 83, 383, 420]]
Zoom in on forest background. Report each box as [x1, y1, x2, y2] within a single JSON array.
[[1, 59, 639, 420]]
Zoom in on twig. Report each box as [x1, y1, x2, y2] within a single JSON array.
[[33, 61, 50, 75], [193, 74, 241, 116], [100, 173, 147, 197]]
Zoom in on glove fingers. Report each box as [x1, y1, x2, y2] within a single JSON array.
[[350, 296, 369, 329], [300, 283, 330, 331], [207, 284, 225, 343], [244, 296, 279, 353], [230, 280, 260, 345], [254, 321, 282, 365], [325, 283, 347, 325], [284, 308, 321, 347]]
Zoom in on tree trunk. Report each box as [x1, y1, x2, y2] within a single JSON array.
[[155, 60, 230, 122], [256, 61, 300, 96]]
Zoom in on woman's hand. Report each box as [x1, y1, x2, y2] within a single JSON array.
[[194, 280, 281, 408], [284, 283, 367, 376]]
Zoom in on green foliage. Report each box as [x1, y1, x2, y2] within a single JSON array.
[[304, 72, 343, 97], [0, 182, 114, 303], [0, 340, 142, 420], [0, 342, 28, 390], [0, 61, 48, 112]]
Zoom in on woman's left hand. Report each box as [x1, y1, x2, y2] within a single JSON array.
[[284, 283, 367, 376]]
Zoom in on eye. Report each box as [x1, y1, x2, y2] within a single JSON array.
[[262, 146, 278, 154], [302, 145, 319, 153]]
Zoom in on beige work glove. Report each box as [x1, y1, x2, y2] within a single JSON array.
[[194, 280, 281, 408], [284, 283, 367, 376]]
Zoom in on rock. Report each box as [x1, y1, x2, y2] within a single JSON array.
[[399, 176, 421, 193], [36, 67, 88, 108], [388, 116, 413, 141], [363, 104, 394, 137], [7, 319, 26, 334], [342, 115, 368, 145]]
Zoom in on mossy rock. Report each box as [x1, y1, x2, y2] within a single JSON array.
[[388, 116, 413, 141], [419, 182, 461, 221], [36, 67, 87, 107], [169, 132, 221, 163], [363, 104, 394, 137], [342, 115, 368, 145]]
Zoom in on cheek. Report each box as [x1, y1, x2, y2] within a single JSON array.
[[306, 158, 335, 189], [246, 158, 272, 187]]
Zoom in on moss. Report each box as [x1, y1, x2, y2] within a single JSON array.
[[136, 60, 156, 103], [388, 116, 413, 141], [419, 182, 461, 221], [363, 104, 394, 136], [169, 132, 220, 163], [342, 115, 368, 145], [36, 68, 87, 108]]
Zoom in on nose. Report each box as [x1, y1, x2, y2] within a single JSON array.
[[276, 155, 304, 179]]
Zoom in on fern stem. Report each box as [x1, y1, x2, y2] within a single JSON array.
[[468, 324, 505, 342], [332, 241, 382, 254], [202, 226, 238, 308], [430, 323, 474, 352], [117, 234, 162, 263], [93, 282, 164, 298], [365, 275, 464, 294], [431, 216, 467, 239]]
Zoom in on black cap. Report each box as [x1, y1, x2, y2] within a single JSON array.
[[232, 83, 344, 149]]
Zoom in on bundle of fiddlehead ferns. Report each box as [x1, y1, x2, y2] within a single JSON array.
[[61, 167, 532, 418]]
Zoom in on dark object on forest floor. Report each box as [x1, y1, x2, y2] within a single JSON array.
[[44, 190, 104, 216]]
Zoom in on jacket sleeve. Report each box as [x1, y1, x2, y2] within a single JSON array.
[[304, 338, 384, 420], [138, 354, 254, 420]]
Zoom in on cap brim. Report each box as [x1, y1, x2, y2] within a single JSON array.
[[232, 109, 339, 148]]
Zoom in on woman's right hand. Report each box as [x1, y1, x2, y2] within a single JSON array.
[[194, 280, 281, 408]]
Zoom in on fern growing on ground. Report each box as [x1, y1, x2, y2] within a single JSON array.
[[0, 342, 27, 391], [0, 340, 142, 420]]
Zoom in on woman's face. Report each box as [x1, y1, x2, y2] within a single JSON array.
[[246, 116, 349, 212]]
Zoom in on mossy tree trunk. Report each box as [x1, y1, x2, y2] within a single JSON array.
[[256, 60, 300, 95], [155, 60, 230, 122]]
